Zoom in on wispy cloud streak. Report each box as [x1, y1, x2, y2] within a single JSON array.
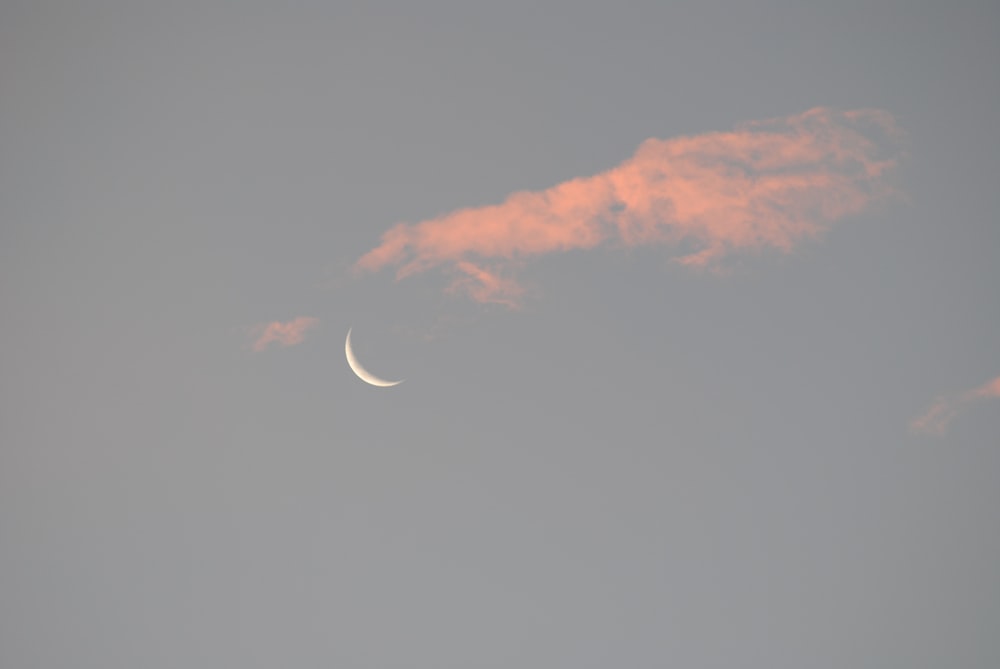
[[356, 107, 903, 305], [250, 317, 319, 352], [911, 375, 1000, 435]]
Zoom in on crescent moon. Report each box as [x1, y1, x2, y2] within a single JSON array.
[[345, 328, 403, 387]]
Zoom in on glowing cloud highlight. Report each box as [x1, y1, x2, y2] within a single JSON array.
[[356, 107, 903, 305], [911, 375, 1000, 435], [250, 317, 319, 352]]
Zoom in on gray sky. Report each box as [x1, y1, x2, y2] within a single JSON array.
[[2, 1, 999, 667]]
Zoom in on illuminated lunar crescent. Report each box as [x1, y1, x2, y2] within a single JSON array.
[[345, 328, 403, 387]]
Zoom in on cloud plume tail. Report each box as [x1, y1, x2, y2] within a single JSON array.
[[911, 375, 1000, 435]]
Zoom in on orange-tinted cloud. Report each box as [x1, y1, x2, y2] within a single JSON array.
[[910, 374, 1000, 435], [356, 107, 903, 304], [250, 317, 319, 352], [446, 261, 525, 308]]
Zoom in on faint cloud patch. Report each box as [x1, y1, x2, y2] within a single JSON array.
[[249, 317, 319, 352], [911, 374, 1000, 435]]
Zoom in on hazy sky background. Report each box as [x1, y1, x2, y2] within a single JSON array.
[[2, 2, 999, 667]]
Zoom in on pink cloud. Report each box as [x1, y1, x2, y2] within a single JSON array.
[[974, 376, 1000, 399], [446, 261, 525, 309], [910, 374, 1000, 435], [249, 317, 319, 352], [356, 107, 903, 305]]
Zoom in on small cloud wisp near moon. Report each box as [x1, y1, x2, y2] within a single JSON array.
[[356, 107, 904, 306], [910, 374, 1000, 435], [249, 317, 319, 352]]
